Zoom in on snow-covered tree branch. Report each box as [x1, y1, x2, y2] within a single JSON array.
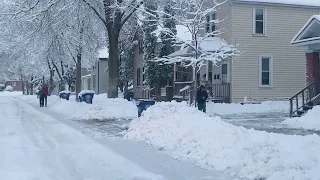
[[150, 0, 240, 70], [149, 0, 241, 104]]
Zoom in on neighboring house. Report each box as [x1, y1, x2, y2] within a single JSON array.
[[81, 73, 92, 90], [0, 84, 5, 91], [80, 67, 91, 90], [91, 48, 109, 94], [132, 25, 192, 99], [5, 80, 23, 91], [214, 0, 320, 102], [132, 0, 320, 103], [289, 15, 320, 117]]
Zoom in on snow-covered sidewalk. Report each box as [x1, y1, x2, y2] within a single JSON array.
[[125, 102, 320, 180], [0, 96, 167, 180], [13, 93, 231, 180], [206, 101, 289, 116], [18, 94, 138, 120]]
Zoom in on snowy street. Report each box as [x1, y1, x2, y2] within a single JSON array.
[[0, 96, 229, 180]]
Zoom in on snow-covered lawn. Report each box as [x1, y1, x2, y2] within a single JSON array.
[[125, 101, 320, 180], [282, 106, 320, 130], [206, 101, 289, 116], [18, 94, 138, 121]]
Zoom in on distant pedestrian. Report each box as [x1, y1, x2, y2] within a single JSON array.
[[38, 89, 45, 107], [197, 85, 208, 113], [42, 84, 49, 107]]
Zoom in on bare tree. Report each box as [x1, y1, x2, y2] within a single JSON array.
[[81, 0, 143, 98], [0, 0, 104, 96]]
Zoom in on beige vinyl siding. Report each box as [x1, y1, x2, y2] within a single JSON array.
[[133, 32, 145, 99], [216, 0, 233, 43], [201, 0, 232, 41], [230, 3, 320, 102]]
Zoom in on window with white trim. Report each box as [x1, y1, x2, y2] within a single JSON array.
[[142, 67, 146, 83], [259, 56, 273, 86], [205, 13, 216, 37], [253, 7, 266, 35]]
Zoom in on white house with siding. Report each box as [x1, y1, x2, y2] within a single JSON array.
[[206, 0, 320, 102], [91, 48, 109, 94]]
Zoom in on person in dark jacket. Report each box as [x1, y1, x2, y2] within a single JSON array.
[[38, 89, 45, 107], [197, 85, 208, 113], [42, 84, 49, 107]]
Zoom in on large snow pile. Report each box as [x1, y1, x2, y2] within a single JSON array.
[[4, 85, 13, 92], [18, 94, 137, 120], [50, 94, 137, 120], [0, 91, 21, 96], [282, 106, 320, 130], [207, 101, 289, 115], [78, 90, 95, 97], [125, 102, 320, 180]]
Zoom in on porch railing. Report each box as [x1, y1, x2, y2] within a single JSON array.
[[289, 81, 315, 118], [173, 82, 193, 101], [206, 83, 231, 103]]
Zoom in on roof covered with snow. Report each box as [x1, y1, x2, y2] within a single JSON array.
[[233, 0, 320, 7], [199, 37, 230, 51], [153, 25, 193, 43], [175, 25, 193, 42], [98, 47, 109, 59], [168, 37, 231, 57], [291, 15, 320, 46], [81, 74, 92, 78]]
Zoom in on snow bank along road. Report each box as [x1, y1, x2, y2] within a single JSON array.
[[0, 96, 229, 180]]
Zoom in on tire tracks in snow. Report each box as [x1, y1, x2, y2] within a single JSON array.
[[14, 98, 83, 180]]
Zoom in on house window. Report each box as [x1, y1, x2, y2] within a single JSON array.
[[222, 64, 227, 75], [205, 13, 216, 37], [253, 7, 266, 35], [13, 82, 16, 87], [137, 68, 141, 86], [138, 40, 143, 54], [142, 67, 146, 83], [259, 56, 273, 87]]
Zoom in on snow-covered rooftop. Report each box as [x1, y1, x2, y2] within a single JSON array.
[[153, 25, 193, 43], [98, 47, 109, 59], [168, 37, 231, 57], [176, 25, 193, 42], [199, 37, 230, 51], [234, 0, 320, 7], [81, 74, 91, 78]]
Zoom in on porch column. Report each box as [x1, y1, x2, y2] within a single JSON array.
[[173, 63, 176, 94], [206, 60, 209, 81], [306, 52, 320, 84], [173, 63, 177, 82]]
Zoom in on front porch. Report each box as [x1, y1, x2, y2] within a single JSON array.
[[290, 15, 320, 117], [172, 60, 231, 103]]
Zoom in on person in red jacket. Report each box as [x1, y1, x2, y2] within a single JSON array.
[[42, 84, 49, 107]]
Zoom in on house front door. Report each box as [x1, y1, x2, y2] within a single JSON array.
[[212, 64, 222, 84]]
